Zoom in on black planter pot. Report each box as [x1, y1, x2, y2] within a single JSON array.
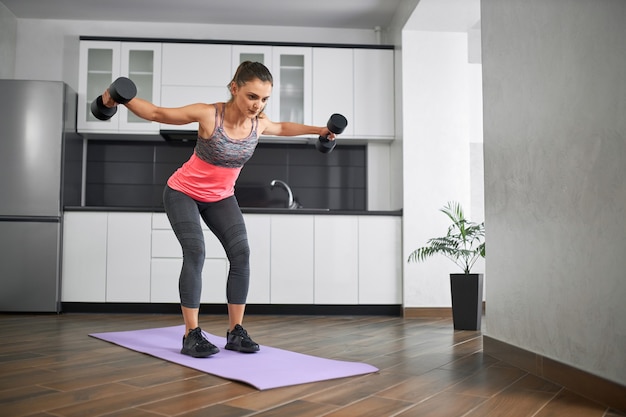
[[449, 273, 484, 330]]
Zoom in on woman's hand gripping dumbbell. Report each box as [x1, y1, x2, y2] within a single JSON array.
[[316, 113, 348, 153], [90, 77, 137, 121]]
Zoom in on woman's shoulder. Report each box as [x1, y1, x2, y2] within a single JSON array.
[[194, 102, 223, 121], [196, 103, 223, 139], [198, 102, 222, 110], [190, 101, 223, 109]]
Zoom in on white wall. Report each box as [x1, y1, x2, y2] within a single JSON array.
[[482, 0, 626, 385], [13, 18, 377, 90], [402, 29, 483, 307], [0, 1, 16, 78], [386, 0, 422, 211]]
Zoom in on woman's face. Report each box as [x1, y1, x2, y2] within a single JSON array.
[[232, 78, 272, 118]]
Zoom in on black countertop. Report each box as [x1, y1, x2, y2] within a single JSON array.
[[64, 206, 402, 216]]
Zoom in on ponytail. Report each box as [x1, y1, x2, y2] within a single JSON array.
[[228, 61, 273, 92]]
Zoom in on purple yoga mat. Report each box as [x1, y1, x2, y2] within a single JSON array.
[[90, 325, 378, 390]]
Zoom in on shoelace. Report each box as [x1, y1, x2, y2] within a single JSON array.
[[241, 331, 253, 342], [189, 328, 213, 347], [232, 326, 249, 338], [234, 327, 257, 345]]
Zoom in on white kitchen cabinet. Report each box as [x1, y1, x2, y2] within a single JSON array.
[[62, 211, 401, 306], [270, 215, 315, 303], [312, 47, 394, 140], [271, 47, 312, 126], [150, 258, 228, 304], [243, 214, 271, 303], [312, 48, 355, 136], [314, 216, 359, 304], [150, 213, 228, 303], [160, 43, 232, 131], [150, 258, 182, 303], [232, 45, 274, 121], [199, 259, 229, 303], [105, 213, 152, 302], [233, 45, 312, 127], [61, 212, 107, 302], [232, 45, 273, 69], [353, 49, 395, 138], [77, 40, 394, 140], [161, 43, 232, 86], [77, 41, 161, 134], [77, 41, 120, 133], [118, 43, 162, 132], [358, 216, 402, 304]]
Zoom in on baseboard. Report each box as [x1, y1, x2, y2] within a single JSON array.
[[403, 301, 486, 318], [403, 307, 452, 318], [61, 302, 403, 316], [483, 335, 626, 413]]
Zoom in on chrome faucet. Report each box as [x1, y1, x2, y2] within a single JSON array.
[[270, 179, 298, 209]]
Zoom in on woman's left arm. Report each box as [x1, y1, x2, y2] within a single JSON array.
[[260, 119, 335, 140]]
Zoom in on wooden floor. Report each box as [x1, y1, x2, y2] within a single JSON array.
[[1, 313, 624, 417]]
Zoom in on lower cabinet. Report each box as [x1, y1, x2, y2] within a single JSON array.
[[270, 215, 315, 304], [358, 216, 402, 304], [62, 212, 401, 305], [151, 213, 227, 303], [106, 213, 152, 302], [62, 212, 108, 302], [62, 212, 153, 302], [243, 214, 271, 304], [150, 258, 228, 304], [314, 216, 359, 304], [150, 258, 182, 303]]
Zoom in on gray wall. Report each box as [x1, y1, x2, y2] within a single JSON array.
[[482, 0, 626, 385], [0, 2, 16, 78]]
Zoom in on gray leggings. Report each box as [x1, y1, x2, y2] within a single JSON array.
[[163, 185, 250, 308]]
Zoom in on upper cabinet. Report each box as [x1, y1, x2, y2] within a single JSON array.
[[232, 45, 313, 126], [312, 48, 395, 140], [353, 49, 395, 139], [271, 47, 312, 126], [77, 41, 162, 135], [232, 45, 274, 121], [160, 43, 233, 131], [312, 48, 355, 137], [77, 39, 394, 140]]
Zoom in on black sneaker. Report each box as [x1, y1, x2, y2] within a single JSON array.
[[225, 324, 260, 353], [181, 327, 220, 358]]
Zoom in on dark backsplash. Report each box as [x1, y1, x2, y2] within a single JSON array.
[[85, 140, 366, 210]]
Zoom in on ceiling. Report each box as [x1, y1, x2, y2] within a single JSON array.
[[0, 0, 406, 30]]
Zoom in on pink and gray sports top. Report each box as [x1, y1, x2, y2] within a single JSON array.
[[167, 103, 259, 202]]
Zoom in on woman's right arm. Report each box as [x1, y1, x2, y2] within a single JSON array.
[[102, 88, 212, 126]]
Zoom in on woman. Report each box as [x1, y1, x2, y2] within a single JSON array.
[[101, 61, 337, 358]]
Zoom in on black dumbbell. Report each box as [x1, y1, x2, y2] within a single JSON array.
[[316, 113, 347, 153], [90, 77, 137, 121]]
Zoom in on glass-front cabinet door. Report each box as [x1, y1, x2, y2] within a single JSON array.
[[271, 47, 312, 126], [118, 43, 162, 132], [77, 41, 121, 132], [232, 45, 274, 120], [77, 41, 161, 134]]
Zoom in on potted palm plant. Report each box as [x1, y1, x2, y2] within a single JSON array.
[[407, 201, 485, 330]]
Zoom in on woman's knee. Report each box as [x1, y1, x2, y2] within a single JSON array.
[[224, 223, 250, 259], [181, 237, 206, 263]]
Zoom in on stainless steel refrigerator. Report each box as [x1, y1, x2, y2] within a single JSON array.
[[0, 80, 81, 312]]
